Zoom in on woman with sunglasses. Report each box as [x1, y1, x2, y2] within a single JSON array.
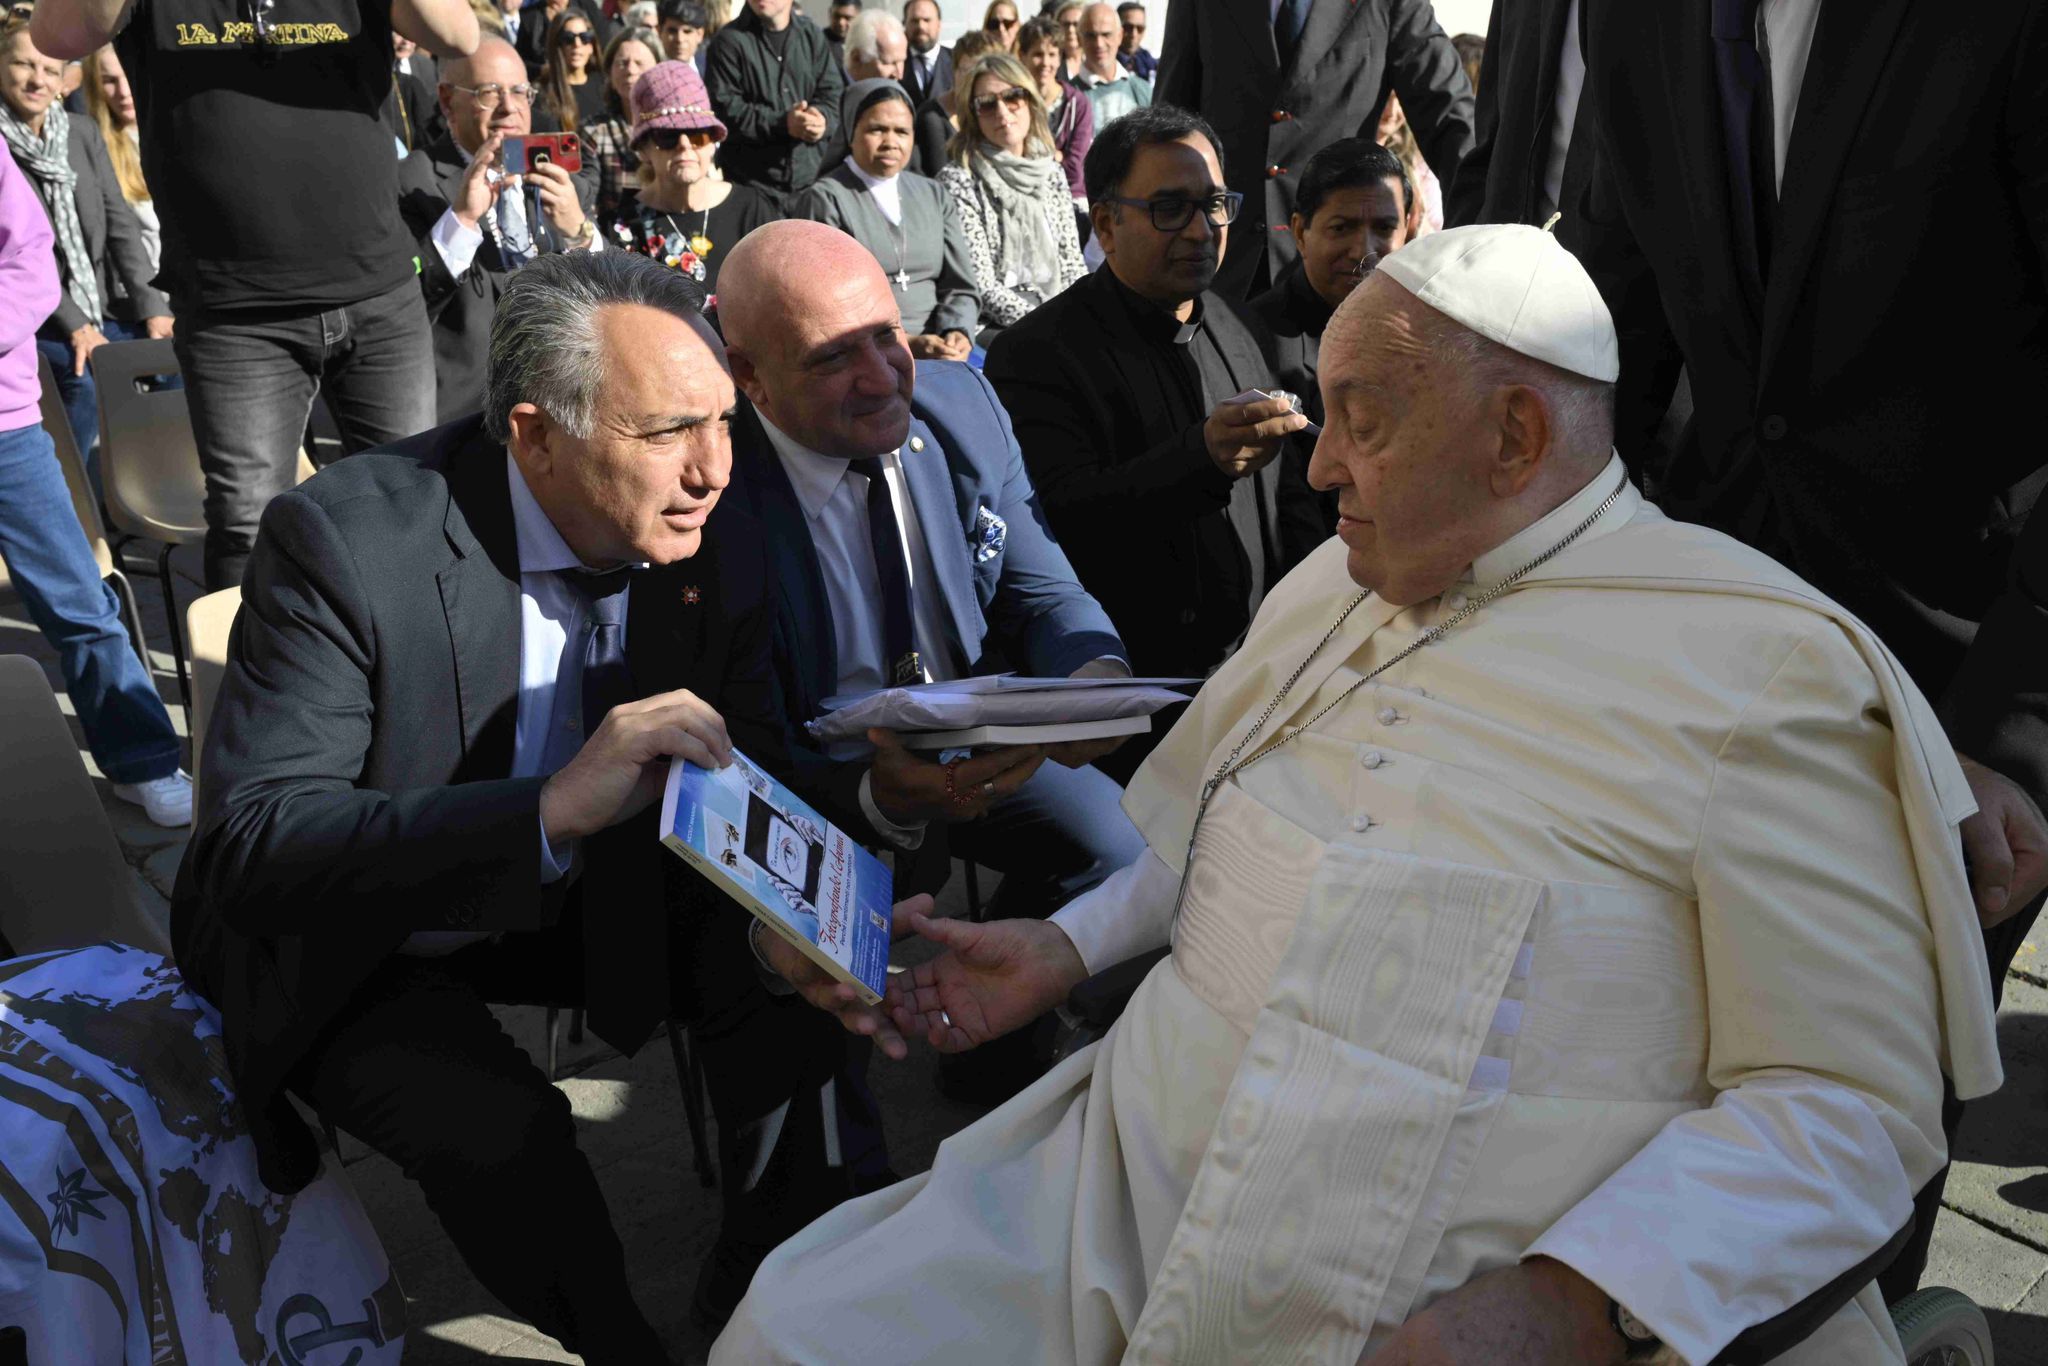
[[577, 25, 662, 232], [979, 0, 1020, 53], [536, 11, 609, 132], [937, 52, 1084, 334], [613, 60, 780, 293], [797, 78, 979, 359]]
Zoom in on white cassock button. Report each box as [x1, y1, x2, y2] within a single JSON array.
[[1359, 748, 1385, 769], [1377, 706, 1401, 726], [1351, 812, 1375, 832], [1445, 593, 1469, 611], [909, 436, 925, 452]]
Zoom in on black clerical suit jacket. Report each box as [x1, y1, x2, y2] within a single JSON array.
[[1156, 0, 1474, 298], [1571, 0, 2048, 717], [1443, 0, 1594, 230], [1249, 261, 1331, 426], [397, 136, 601, 423], [171, 415, 863, 1191], [983, 267, 1328, 680]]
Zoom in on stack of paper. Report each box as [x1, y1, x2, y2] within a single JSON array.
[[810, 675, 1199, 749]]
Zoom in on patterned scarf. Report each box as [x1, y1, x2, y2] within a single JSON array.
[[969, 140, 1065, 294], [0, 100, 101, 324]]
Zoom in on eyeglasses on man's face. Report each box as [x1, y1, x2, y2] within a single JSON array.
[[1105, 191, 1244, 232], [453, 82, 539, 108], [971, 85, 1029, 115]]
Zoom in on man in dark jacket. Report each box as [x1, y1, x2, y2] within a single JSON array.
[[985, 107, 1323, 752], [704, 0, 844, 202], [1155, 0, 1472, 299]]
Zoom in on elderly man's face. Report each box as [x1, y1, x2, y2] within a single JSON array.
[[1080, 4, 1119, 72], [731, 261, 915, 460], [851, 30, 908, 80], [517, 304, 735, 567], [1307, 276, 1507, 605], [443, 43, 532, 153]]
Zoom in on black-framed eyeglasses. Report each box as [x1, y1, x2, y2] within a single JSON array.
[[985, 15, 1017, 30], [561, 28, 596, 44], [1105, 191, 1243, 232], [970, 85, 1030, 115], [452, 81, 539, 108], [644, 126, 718, 150]]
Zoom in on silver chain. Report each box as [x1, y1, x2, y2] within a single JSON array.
[[1170, 472, 1630, 921]]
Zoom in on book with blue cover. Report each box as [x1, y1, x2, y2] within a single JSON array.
[[658, 750, 894, 1004]]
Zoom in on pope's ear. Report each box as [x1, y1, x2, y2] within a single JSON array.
[[1490, 383, 1553, 496]]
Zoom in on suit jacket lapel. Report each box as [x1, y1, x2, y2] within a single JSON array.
[[436, 429, 522, 777], [1228, 0, 1281, 77], [624, 558, 701, 701], [897, 414, 980, 664], [1655, 0, 1762, 344], [1289, 0, 1363, 83], [1758, 0, 1910, 384], [731, 403, 840, 706]]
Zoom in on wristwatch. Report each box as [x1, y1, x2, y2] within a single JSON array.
[[1610, 1299, 1664, 1360], [564, 218, 597, 250]]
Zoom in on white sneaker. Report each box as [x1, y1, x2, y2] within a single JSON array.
[[111, 770, 194, 828]]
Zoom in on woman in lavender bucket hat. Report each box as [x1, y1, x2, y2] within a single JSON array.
[[610, 60, 782, 293]]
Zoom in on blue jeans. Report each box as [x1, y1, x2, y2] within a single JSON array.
[[34, 318, 175, 501], [0, 420, 180, 783], [173, 279, 435, 590]]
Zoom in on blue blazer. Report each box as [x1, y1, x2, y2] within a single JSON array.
[[725, 360, 1127, 731]]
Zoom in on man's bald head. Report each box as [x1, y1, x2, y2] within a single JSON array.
[[721, 221, 917, 460], [1079, 2, 1121, 77], [1305, 272, 1618, 604], [443, 34, 524, 88]]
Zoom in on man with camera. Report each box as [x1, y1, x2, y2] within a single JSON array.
[[32, 0, 482, 591], [399, 35, 602, 422]]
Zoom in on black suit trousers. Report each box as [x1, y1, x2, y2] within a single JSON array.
[[286, 897, 866, 1363]]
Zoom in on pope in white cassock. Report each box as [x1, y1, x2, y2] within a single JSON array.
[[712, 225, 2005, 1365]]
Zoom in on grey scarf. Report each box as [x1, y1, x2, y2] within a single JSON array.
[[0, 101, 101, 324], [969, 141, 1064, 296]]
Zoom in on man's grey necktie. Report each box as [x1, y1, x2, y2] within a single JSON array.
[[544, 567, 634, 777], [497, 185, 535, 267]]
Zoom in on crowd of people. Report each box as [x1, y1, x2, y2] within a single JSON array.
[[0, 0, 2044, 1362]]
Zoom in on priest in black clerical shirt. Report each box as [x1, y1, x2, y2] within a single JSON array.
[[1250, 138, 1413, 428], [985, 105, 1326, 712]]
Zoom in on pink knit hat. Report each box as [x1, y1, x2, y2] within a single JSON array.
[[630, 61, 728, 147]]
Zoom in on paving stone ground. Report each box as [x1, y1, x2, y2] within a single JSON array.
[[8, 542, 2048, 1363]]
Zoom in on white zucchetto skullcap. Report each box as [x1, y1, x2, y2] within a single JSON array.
[[1376, 223, 1620, 382]]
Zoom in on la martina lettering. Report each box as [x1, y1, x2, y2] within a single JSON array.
[[175, 19, 352, 44]]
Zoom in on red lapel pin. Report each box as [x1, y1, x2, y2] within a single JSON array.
[[682, 586, 702, 605]]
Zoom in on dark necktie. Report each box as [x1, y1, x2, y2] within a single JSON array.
[[1710, 0, 1775, 302], [848, 458, 922, 686], [558, 566, 666, 1051], [1274, 0, 1312, 71]]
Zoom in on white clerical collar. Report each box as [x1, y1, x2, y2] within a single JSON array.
[[844, 158, 904, 225], [759, 411, 893, 521], [1464, 450, 1636, 589], [505, 452, 647, 574]]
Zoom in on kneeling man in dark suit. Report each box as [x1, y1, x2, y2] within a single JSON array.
[[172, 252, 909, 1364]]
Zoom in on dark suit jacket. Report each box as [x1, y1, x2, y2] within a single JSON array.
[[30, 117, 167, 338], [171, 415, 859, 1191], [1443, 0, 1593, 229], [704, 8, 846, 197], [723, 360, 1126, 736], [396, 135, 600, 422], [902, 42, 953, 109], [1248, 260, 1330, 425], [1155, 0, 1475, 299], [984, 267, 1328, 679], [1573, 0, 2048, 730], [911, 96, 953, 180]]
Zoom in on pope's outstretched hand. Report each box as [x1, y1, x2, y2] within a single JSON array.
[[886, 910, 1091, 1053]]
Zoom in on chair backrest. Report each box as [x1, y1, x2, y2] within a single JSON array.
[[0, 655, 171, 957], [36, 354, 116, 580], [92, 338, 206, 546], [185, 586, 242, 808]]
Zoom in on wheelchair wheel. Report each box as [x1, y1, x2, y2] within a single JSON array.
[[1891, 1287, 1994, 1366]]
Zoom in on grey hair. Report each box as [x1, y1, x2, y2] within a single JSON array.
[[1427, 321, 1615, 457], [846, 8, 904, 62], [485, 252, 709, 443]]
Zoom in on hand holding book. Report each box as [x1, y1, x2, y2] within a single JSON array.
[[755, 894, 935, 1061]]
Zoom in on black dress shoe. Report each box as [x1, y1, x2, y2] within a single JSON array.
[[690, 1233, 768, 1339]]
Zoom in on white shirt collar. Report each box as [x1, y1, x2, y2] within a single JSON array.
[[1465, 450, 1636, 589], [757, 412, 869, 521], [844, 158, 905, 224], [506, 451, 641, 574]]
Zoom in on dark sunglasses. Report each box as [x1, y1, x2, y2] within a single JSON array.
[[971, 85, 1030, 115], [984, 15, 1017, 29], [1104, 191, 1244, 232], [645, 126, 718, 149], [561, 28, 596, 43]]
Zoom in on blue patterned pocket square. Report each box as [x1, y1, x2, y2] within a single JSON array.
[[972, 505, 1007, 563]]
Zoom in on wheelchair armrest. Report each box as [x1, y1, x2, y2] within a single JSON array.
[[1708, 1216, 1915, 1365], [1063, 947, 1171, 1031]]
